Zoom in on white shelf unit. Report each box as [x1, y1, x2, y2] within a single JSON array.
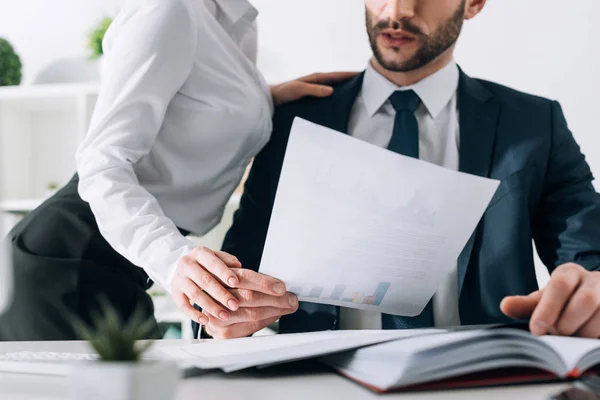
[[0, 198, 45, 214], [0, 83, 99, 204]]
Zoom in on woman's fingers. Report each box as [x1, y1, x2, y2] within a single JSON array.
[[299, 71, 359, 84], [192, 247, 240, 287], [214, 251, 242, 268], [292, 82, 333, 99], [171, 246, 249, 324], [180, 278, 231, 321], [183, 258, 240, 311], [173, 291, 209, 325], [271, 71, 359, 106]]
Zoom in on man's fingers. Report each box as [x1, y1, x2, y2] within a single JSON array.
[[214, 251, 242, 269], [207, 316, 280, 340], [173, 292, 209, 325], [180, 278, 231, 322], [210, 306, 296, 327], [530, 264, 584, 335], [556, 274, 600, 336], [193, 247, 240, 287], [300, 71, 358, 84], [227, 306, 294, 325], [233, 269, 287, 296], [576, 308, 600, 338], [500, 290, 542, 320], [184, 258, 240, 311], [231, 289, 298, 309]]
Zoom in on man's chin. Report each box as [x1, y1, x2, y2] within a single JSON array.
[[374, 48, 421, 73], [376, 57, 420, 73]]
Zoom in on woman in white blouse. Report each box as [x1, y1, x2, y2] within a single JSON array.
[[0, 0, 353, 340]]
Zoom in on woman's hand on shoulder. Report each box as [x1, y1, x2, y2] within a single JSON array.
[[271, 71, 359, 106]]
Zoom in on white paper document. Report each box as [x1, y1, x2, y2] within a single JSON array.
[[259, 118, 500, 316], [159, 329, 445, 372]]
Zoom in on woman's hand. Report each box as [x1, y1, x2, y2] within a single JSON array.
[[171, 246, 243, 325], [271, 71, 359, 106]]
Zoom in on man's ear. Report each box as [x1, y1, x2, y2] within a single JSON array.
[[464, 0, 487, 20]]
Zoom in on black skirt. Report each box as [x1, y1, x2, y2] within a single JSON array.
[[0, 175, 160, 341]]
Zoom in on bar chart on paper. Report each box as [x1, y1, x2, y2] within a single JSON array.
[[289, 282, 392, 307]]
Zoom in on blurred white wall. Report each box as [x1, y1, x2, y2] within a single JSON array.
[[1, 0, 599, 286]]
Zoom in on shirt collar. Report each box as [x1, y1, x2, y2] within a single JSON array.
[[213, 0, 257, 24], [362, 59, 459, 119]]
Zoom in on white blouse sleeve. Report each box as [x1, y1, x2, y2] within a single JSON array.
[[76, 0, 198, 292]]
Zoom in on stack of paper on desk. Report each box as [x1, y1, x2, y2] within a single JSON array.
[[159, 329, 441, 372], [258, 118, 500, 316]]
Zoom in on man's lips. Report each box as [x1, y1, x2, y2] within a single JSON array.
[[379, 30, 417, 47]]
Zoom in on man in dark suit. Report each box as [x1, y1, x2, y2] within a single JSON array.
[[196, 0, 600, 339]]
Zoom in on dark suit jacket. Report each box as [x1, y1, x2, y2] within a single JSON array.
[[222, 69, 600, 334]]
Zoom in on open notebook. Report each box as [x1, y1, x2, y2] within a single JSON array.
[[321, 328, 600, 392]]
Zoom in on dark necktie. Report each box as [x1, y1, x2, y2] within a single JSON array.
[[381, 90, 435, 330]]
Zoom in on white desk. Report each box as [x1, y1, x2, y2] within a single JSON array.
[[0, 340, 570, 400]]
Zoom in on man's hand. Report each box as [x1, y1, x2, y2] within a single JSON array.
[[501, 263, 600, 338], [270, 71, 358, 107], [204, 269, 299, 340]]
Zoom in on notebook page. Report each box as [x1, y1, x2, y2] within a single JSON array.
[[321, 330, 492, 389], [540, 336, 600, 375], [347, 329, 488, 359]]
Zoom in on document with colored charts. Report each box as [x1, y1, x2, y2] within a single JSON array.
[[258, 118, 500, 316]]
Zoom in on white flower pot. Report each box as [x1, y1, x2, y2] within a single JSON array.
[[69, 361, 180, 400]]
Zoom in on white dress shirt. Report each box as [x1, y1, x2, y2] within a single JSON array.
[[340, 60, 461, 329], [76, 0, 273, 292]]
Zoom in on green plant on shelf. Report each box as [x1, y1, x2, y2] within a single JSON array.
[[87, 17, 113, 60], [73, 297, 156, 362], [0, 38, 22, 86]]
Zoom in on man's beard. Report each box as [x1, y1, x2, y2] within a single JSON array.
[[366, 1, 466, 72]]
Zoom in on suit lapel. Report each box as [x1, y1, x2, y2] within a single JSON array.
[[456, 70, 501, 296], [308, 72, 365, 134]]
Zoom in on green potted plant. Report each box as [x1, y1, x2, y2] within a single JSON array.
[[86, 17, 113, 79], [69, 298, 180, 400], [0, 38, 23, 86]]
